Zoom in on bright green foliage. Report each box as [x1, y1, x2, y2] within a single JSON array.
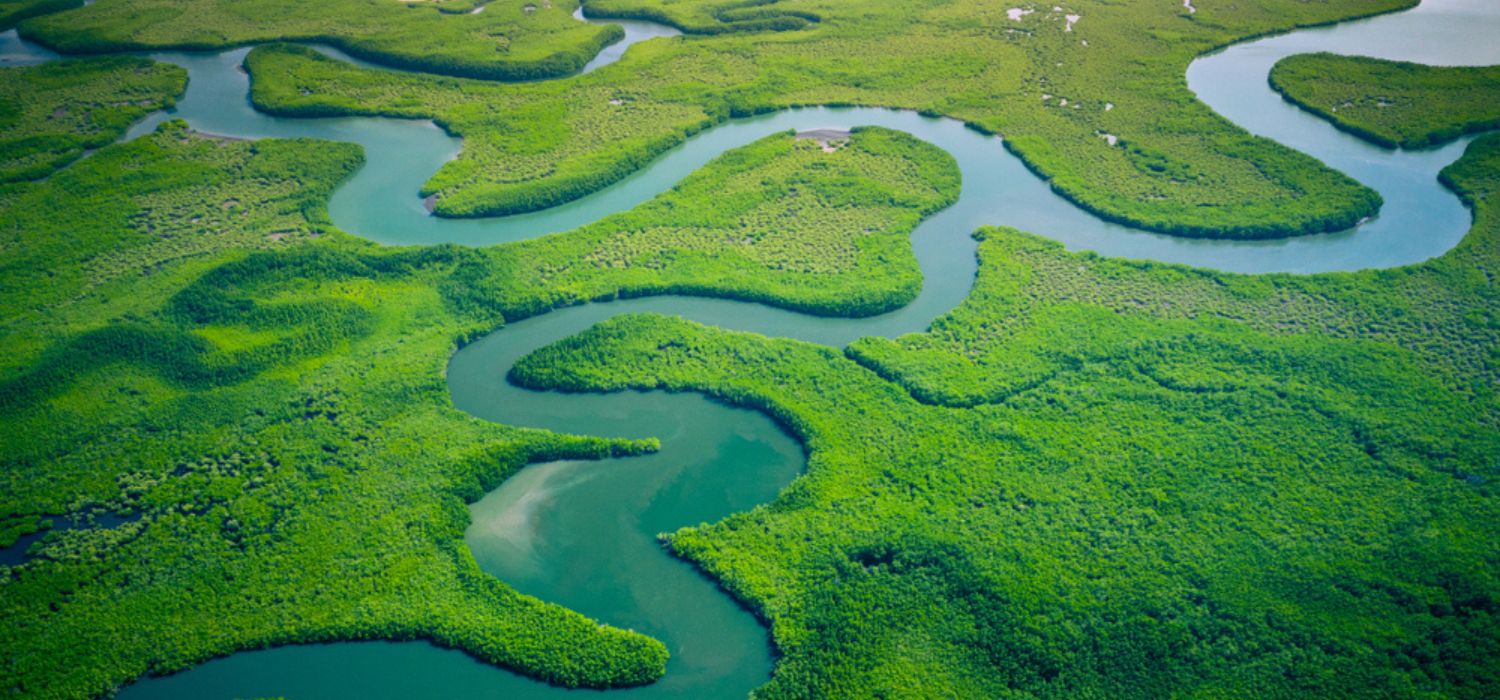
[[846, 217, 1500, 407], [477, 126, 958, 317], [509, 135, 1500, 698], [0, 122, 667, 697], [244, 0, 1409, 237], [0, 57, 185, 181], [0, 246, 670, 698], [583, 0, 819, 34], [850, 156, 1500, 410], [0, 120, 361, 369], [1270, 53, 1500, 148], [0, 122, 958, 697], [18, 0, 622, 81], [0, 0, 77, 30], [244, 42, 719, 217], [5, 2, 1499, 696]]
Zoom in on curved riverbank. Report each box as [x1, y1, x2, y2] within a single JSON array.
[[99, 47, 1497, 271], [14, 9, 1494, 271], [8, 1, 1497, 697]]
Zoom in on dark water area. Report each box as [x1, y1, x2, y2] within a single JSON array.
[[0, 512, 142, 567]]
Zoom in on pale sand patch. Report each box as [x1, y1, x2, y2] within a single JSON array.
[[187, 129, 250, 144], [796, 128, 851, 152]]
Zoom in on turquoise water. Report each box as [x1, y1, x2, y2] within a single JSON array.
[[575, 5, 681, 73], [10, 1, 1498, 697], [82, 33, 1489, 270]]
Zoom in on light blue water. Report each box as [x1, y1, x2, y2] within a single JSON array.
[[575, 5, 681, 73]]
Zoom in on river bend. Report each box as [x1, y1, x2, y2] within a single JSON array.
[[4, 1, 1498, 697]]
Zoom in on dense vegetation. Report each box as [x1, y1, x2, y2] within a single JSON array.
[[4, 0, 1497, 698], [478, 126, 958, 318], [583, 0, 820, 34], [17, 0, 622, 81], [0, 0, 76, 31], [241, 0, 1410, 236], [0, 57, 185, 182], [1270, 53, 1500, 149], [0, 116, 960, 697], [511, 134, 1500, 697]]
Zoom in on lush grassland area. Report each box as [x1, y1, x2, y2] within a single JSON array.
[[239, 0, 1408, 236], [0, 57, 185, 182], [478, 126, 958, 318], [0, 110, 960, 696], [1271, 53, 1500, 149], [512, 133, 1500, 698], [18, 0, 620, 81]]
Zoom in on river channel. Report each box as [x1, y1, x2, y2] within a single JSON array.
[[4, 1, 1498, 697]]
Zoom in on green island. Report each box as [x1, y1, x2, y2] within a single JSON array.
[[482, 125, 958, 318], [2, 0, 1499, 698], [1270, 53, 1500, 149]]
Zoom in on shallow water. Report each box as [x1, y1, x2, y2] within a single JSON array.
[[0, 28, 58, 65], [1187, 0, 1500, 271], [11, 1, 1498, 697], [575, 5, 681, 74]]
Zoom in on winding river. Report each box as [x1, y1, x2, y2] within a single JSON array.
[[5, 0, 1500, 697]]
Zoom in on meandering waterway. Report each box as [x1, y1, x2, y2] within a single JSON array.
[[6, 1, 1499, 697]]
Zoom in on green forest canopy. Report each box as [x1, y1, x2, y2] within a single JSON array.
[[0, 121, 963, 698], [1271, 52, 1500, 148], [0, 56, 185, 182], [513, 133, 1500, 698], [1, 0, 1498, 697]]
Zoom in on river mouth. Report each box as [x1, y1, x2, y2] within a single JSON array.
[[14, 0, 1499, 698]]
